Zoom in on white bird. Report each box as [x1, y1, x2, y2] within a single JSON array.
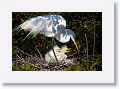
[[45, 45, 73, 63], [15, 14, 79, 51]]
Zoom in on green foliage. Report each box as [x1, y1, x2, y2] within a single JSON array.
[[12, 64, 39, 71], [64, 55, 102, 71], [64, 64, 81, 71]]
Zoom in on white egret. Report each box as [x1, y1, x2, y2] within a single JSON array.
[[15, 15, 79, 51], [45, 45, 73, 63]]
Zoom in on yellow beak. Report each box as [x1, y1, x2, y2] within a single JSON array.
[[73, 40, 79, 51], [71, 36, 79, 51], [73, 39, 79, 51]]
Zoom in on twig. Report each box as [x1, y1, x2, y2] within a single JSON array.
[[85, 33, 89, 70], [18, 49, 32, 57], [16, 54, 22, 60], [35, 47, 44, 60]]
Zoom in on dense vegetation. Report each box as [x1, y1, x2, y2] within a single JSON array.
[[12, 12, 102, 71]]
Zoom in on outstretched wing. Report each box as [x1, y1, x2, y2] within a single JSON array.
[[20, 16, 53, 35], [15, 16, 53, 43], [14, 15, 67, 36], [13, 14, 67, 40]]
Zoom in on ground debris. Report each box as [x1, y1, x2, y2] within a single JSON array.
[[14, 56, 72, 71]]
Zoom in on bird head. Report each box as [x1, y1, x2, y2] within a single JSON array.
[[65, 29, 79, 52]]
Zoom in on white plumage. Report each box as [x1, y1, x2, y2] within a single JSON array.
[[20, 15, 66, 37], [16, 15, 78, 50], [45, 45, 72, 63]]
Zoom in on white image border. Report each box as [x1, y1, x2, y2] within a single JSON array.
[[0, 0, 114, 83]]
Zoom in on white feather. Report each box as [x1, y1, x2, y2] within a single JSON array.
[[16, 15, 78, 50]]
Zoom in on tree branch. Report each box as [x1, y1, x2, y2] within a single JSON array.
[[85, 33, 89, 70]]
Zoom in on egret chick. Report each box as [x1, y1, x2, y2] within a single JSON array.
[[45, 45, 71, 63]]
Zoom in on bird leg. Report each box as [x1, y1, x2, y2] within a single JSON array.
[[52, 37, 58, 62]]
